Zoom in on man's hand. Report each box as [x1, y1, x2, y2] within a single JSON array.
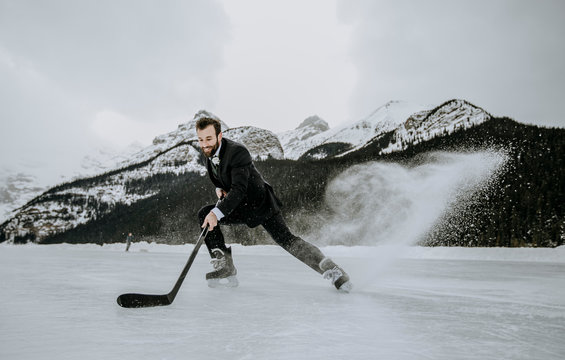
[[202, 211, 218, 230], [216, 188, 227, 199]]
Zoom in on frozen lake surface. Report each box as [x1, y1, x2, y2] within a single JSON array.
[[1, 244, 564, 360]]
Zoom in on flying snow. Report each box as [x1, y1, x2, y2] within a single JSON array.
[[315, 150, 507, 247]]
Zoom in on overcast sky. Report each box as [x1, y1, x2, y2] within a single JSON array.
[[1, 0, 564, 176]]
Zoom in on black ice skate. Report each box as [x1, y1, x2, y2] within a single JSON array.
[[206, 247, 239, 288], [319, 258, 352, 293]]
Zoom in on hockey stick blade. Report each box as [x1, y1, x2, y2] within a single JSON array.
[[116, 227, 209, 308], [117, 293, 171, 308]]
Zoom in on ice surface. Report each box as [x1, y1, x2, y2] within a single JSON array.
[[1, 244, 564, 360]]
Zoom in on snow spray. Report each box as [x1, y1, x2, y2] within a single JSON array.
[[318, 151, 507, 246], [309, 150, 508, 286]]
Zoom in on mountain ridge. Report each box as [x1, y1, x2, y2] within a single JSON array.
[[279, 100, 431, 159], [1, 100, 563, 247]]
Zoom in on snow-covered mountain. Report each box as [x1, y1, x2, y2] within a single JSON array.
[[225, 126, 284, 160], [117, 110, 228, 168], [0, 145, 203, 243], [0, 171, 45, 224], [278, 101, 429, 159], [277, 115, 330, 158], [1, 100, 496, 244], [380, 99, 492, 154], [0, 143, 148, 223], [1, 100, 487, 226], [120, 110, 282, 166], [278, 99, 492, 160], [0, 143, 145, 223], [0, 111, 283, 243]]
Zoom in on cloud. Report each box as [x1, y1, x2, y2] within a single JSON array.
[[338, 0, 565, 128], [0, 0, 230, 171], [215, 0, 356, 131], [90, 110, 166, 147]]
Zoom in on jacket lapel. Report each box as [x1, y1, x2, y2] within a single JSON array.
[[210, 138, 228, 187]]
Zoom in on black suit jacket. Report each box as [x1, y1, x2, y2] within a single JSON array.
[[205, 138, 282, 227]]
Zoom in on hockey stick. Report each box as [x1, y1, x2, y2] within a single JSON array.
[[117, 227, 209, 308]]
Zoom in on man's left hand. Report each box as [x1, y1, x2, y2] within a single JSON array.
[[202, 211, 218, 230]]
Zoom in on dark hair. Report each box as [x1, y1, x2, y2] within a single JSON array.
[[196, 117, 222, 136]]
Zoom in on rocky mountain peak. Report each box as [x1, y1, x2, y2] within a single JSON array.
[[381, 99, 492, 154], [193, 109, 221, 122], [224, 126, 284, 159], [297, 115, 329, 132], [276, 115, 332, 159], [404, 99, 491, 130]]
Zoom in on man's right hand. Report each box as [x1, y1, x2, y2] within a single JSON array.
[[216, 188, 227, 199], [202, 211, 218, 231]]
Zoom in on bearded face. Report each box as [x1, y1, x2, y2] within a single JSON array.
[[197, 125, 222, 158]]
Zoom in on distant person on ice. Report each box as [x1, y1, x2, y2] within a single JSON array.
[[125, 233, 133, 252], [196, 115, 352, 292]]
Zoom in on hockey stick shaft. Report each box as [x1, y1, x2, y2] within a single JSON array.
[[166, 227, 208, 301]]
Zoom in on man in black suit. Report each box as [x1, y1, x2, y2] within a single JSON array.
[[196, 116, 352, 292]]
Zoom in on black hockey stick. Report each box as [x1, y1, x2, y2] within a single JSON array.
[[117, 227, 209, 308]]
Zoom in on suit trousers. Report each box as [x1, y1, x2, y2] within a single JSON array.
[[198, 204, 325, 274]]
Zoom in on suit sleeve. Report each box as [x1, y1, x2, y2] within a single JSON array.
[[216, 145, 252, 217]]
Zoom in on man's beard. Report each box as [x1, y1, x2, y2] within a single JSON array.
[[202, 138, 220, 158]]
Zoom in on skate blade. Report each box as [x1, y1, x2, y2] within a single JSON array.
[[337, 281, 353, 293], [207, 275, 239, 288]]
